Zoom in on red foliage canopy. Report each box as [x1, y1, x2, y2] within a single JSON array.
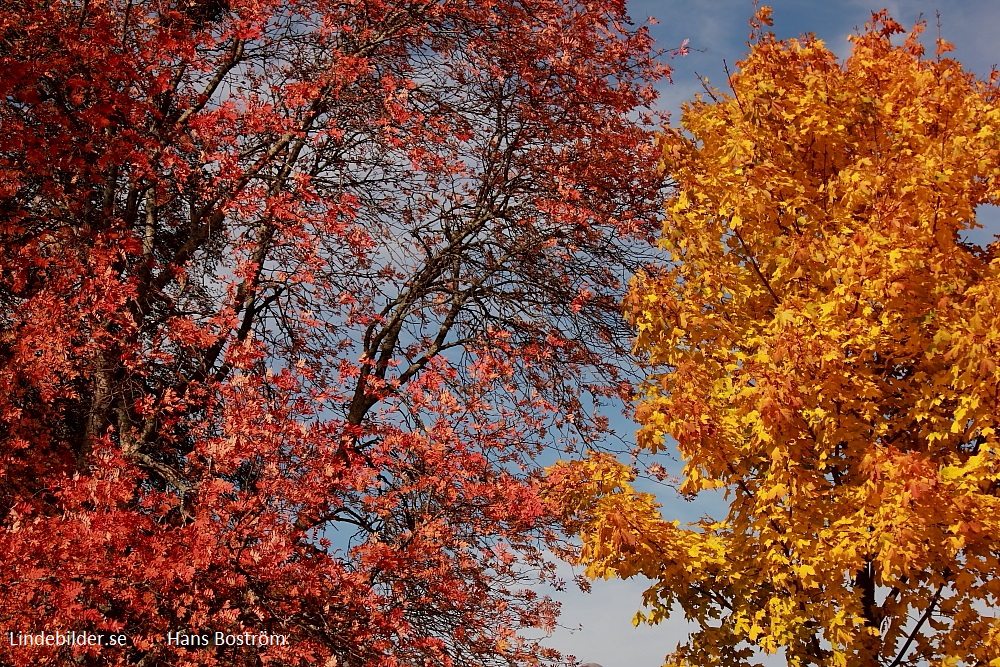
[[0, 0, 668, 665]]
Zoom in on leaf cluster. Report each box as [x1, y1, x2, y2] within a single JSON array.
[[556, 9, 1000, 667]]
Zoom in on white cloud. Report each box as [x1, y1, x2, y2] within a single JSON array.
[[541, 560, 689, 667]]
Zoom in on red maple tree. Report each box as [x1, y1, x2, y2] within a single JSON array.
[[0, 0, 669, 665]]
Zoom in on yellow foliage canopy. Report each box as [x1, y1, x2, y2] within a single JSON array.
[[552, 9, 1000, 667]]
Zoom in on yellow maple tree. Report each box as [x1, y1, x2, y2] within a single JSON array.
[[550, 8, 1000, 667]]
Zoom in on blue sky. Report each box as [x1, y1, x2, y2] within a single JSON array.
[[542, 2, 1000, 666]]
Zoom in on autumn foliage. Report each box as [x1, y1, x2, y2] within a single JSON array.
[[553, 9, 1000, 667], [0, 0, 669, 665]]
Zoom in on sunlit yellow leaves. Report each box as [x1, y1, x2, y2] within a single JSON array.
[[555, 9, 1000, 667], [546, 453, 727, 585]]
